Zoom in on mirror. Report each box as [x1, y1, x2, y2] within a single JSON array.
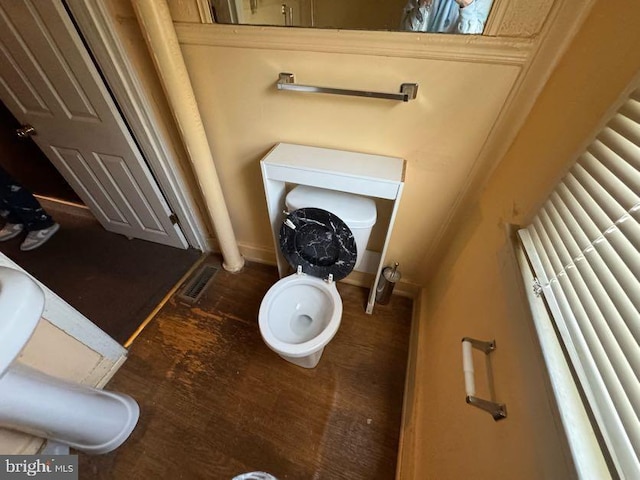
[[210, 0, 495, 35]]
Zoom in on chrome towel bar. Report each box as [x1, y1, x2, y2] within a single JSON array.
[[461, 337, 507, 421], [276, 73, 419, 102]]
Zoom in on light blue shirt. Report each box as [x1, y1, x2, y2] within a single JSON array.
[[401, 0, 493, 34]]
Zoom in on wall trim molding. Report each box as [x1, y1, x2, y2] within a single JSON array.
[[238, 241, 277, 266], [175, 23, 533, 65], [394, 289, 423, 479], [241, 241, 421, 299]]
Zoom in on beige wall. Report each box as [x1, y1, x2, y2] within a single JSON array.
[[404, 0, 640, 478], [167, 0, 602, 288], [89, 2, 620, 476], [176, 31, 524, 284], [106, 0, 571, 289]]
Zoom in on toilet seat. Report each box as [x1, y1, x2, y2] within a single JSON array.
[[258, 273, 342, 358], [259, 207, 356, 367], [279, 207, 357, 281]]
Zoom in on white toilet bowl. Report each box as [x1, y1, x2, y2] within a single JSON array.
[[0, 266, 139, 454], [259, 271, 342, 368], [258, 186, 377, 369]]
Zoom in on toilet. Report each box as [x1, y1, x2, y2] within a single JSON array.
[[258, 185, 376, 368]]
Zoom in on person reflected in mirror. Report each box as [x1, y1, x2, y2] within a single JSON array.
[[401, 0, 493, 34], [0, 166, 60, 251]]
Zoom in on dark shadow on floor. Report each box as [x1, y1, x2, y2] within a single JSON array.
[[79, 257, 413, 479], [0, 200, 202, 344]]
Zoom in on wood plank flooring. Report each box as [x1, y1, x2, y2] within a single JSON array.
[[78, 257, 412, 479]]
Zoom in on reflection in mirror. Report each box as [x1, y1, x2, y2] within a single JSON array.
[[209, 0, 494, 34]]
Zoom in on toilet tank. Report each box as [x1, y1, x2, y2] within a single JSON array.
[[285, 185, 377, 270]]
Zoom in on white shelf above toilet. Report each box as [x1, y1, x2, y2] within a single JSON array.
[[260, 143, 405, 314]]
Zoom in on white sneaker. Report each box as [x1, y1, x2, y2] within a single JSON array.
[[0, 223, 24, 241], [20, 223, 60, 251]]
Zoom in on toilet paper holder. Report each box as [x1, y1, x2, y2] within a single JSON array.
[[461, 337, 507, 421]]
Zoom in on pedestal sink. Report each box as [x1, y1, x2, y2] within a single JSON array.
[[0, 267, 139, 454]]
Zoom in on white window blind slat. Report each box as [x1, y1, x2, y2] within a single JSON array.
[[602, 114, 640, 147], [564, 172, 618, 240], [553, 186, 592, 249], [572, 161, 635, 228], [568, 256, 640, 381], [550, 190, 640, 288], [557, 182, 640, 306], [551, 270, 640, 469], [618, 214, 640, 254], [589, 130, 640, 190], [586, 239, 640, 317], [519, 82, 640, 479], [515, 242, 611, 479], [534, 212, 640, 384], [619, 95, 640, 126], [524, 229, 640, 477], [555, 185, 640, 283], [541, 200, 640, 341], [607, 108, 640, 142], [587, 141, 640, 206], [551, 272, 640, 464], [599, 118, 640, 164]]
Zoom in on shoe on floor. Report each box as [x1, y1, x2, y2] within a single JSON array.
[[0, 223, 24, 241], [20, 223, 60, 251]]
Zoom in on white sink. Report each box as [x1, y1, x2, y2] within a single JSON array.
[[0, 267, 44, 378], [0, 267, 139, 454]]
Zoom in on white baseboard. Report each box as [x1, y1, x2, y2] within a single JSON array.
[[237, 242, 421, 298], [237, 241, 278, 265]]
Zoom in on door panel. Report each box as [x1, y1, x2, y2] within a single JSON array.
[[0, 0, 187, 248], [49, 147, 130, 225]]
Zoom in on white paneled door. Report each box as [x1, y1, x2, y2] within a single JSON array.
[[0, 0, 188, 249]]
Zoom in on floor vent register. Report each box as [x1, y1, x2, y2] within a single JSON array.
[[177, 264, 218, 304]]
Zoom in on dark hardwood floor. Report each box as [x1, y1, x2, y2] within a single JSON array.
[[78, 256, 413, 479], [0, 201, 201, 344]]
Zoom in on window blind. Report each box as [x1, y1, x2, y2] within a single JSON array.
[[518, 86, 640, 479]]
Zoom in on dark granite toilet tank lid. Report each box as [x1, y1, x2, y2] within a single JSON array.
[[279, 207, 357, 281]]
